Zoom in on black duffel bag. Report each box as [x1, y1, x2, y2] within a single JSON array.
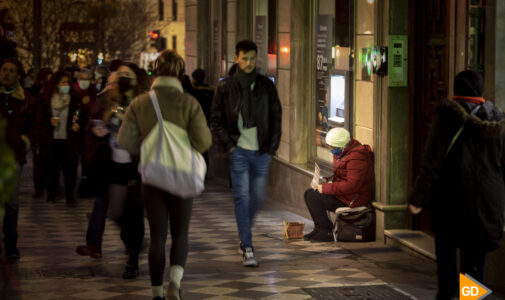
[[335, 207, 375, 242]]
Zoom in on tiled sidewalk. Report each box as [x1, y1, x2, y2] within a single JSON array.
[[1, 161, 438, 299]]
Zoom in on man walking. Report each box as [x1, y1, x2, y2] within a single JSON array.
[[211, 40, 282, 267], [0, 58, 38, 259]]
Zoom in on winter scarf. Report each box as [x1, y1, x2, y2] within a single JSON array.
[[235, 68, 257, 128]]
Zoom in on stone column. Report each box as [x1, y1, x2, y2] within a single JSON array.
[[495, 1, 505, 109], [288, 0, 311, 164], [185, 0, 198, 74], [236, 0, 251, 41], [373, 0, 410, 240], [197, 0, 211, 72]]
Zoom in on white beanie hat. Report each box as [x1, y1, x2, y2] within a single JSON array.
[[325, 128, 350, 148]]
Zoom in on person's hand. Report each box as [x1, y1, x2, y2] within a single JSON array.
[[51, 117, 59, 127], [72, 123, 80, 132], [409, 204, 422, 215], [91, 125, 108, 137], [82, 96, 90, 105]]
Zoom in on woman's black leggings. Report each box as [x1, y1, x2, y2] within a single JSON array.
[[142, 184, 193, 286]]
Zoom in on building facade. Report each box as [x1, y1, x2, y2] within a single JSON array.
[[186, 0, 505, 294], [143, 0, 186, 69]]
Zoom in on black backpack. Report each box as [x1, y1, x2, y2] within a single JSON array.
[[335, 207, 375, 242]]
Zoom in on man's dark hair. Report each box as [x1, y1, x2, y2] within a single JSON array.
[[191, 68, 205, 85], [235, 40, 257, 55], [1, 57, 24, 77]]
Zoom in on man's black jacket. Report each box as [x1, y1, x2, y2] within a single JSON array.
[[210, 73, 282, 155]]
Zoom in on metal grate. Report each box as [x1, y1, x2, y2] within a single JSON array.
[[303, 285, 415, 300]]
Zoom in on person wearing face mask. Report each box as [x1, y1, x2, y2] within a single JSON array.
[[39, 71, 87, 207], [303, 127, 373, 242], [76, 63, 149, 280], [72, 68, 97, 198]]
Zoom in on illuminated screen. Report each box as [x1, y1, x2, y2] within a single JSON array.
[[330, 74, 345, 118]]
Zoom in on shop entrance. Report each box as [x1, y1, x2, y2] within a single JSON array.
[[411, 0, 452, 233]]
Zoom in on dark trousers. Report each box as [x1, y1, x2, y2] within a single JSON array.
[[47, 139, 79, 201], [435, 234, 487, 300], [32, 148, 44, 191], [86, 183, 144, 256], [142, 184, 193, 286], [304, 189, 348, 230], [2, 164, 22, 251]]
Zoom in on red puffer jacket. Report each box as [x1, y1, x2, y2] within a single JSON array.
[[321, 139, 373, 207]]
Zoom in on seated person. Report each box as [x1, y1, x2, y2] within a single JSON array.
[[304, 128, 373, 242]]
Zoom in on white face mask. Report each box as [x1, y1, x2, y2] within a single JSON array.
[[96, 83, 102, 91], [78, 79, 91, 90]]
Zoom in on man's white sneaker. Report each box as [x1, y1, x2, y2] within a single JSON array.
[[239, 243, 259, 267]]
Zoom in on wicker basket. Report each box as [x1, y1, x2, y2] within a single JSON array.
[[283, 221, 305, 239]]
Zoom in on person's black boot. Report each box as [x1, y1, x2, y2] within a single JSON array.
[[309, 229, 334, 242], [123, 254, 139, 279], [303, 226, 320, 240]]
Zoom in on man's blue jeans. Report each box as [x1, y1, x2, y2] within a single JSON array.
[[230, 147, 271, 248]]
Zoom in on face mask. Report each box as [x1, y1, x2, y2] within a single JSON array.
[[96, 83, 102, 91], [78, 79, 91, 90], [331, 148, 343, 157], [59, 85, 70, 94], [118, 77, 132, 93]]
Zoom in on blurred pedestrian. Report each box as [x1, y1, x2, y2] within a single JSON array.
[[72, 68, 96, 198], [27, 68, 52, 97], [39, 71, 86, 207], [118, 50, 211, 300], [76, 62, 148, 280], [23, 68, 35, 89], [189, 68, 214, 168], [210, 40, 282, 267], [0, 58, 39, 259], [29, 68, 53, 199], [410, 70, 505, 300], [94, 64, 110, 93]]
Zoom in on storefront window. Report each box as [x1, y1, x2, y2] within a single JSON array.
[[315, 0, 354, 161]]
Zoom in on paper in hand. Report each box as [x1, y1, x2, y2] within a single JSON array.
[[311, 163, 320, 189]]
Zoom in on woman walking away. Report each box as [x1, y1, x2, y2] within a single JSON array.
[[118, 50, 211, 300]]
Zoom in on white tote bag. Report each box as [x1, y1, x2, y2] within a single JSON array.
[[140, 90, 206, 198]]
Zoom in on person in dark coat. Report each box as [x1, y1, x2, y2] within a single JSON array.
[[0, 58, 40, 259], [304, 127, 373, 242], [29, 68, 53, 199], [189, 68, 214, 168], [76, 63, 148, 280], [39, 71, 87, 206], [409, 70, 505, 300]]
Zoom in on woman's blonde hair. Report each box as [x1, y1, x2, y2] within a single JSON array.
[[153, 50, 185, 81]]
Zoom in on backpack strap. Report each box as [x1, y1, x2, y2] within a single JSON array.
[[446, 104, 481, 155]]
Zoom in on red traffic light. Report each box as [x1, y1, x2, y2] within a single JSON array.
[[149, 30, 160, 40]]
